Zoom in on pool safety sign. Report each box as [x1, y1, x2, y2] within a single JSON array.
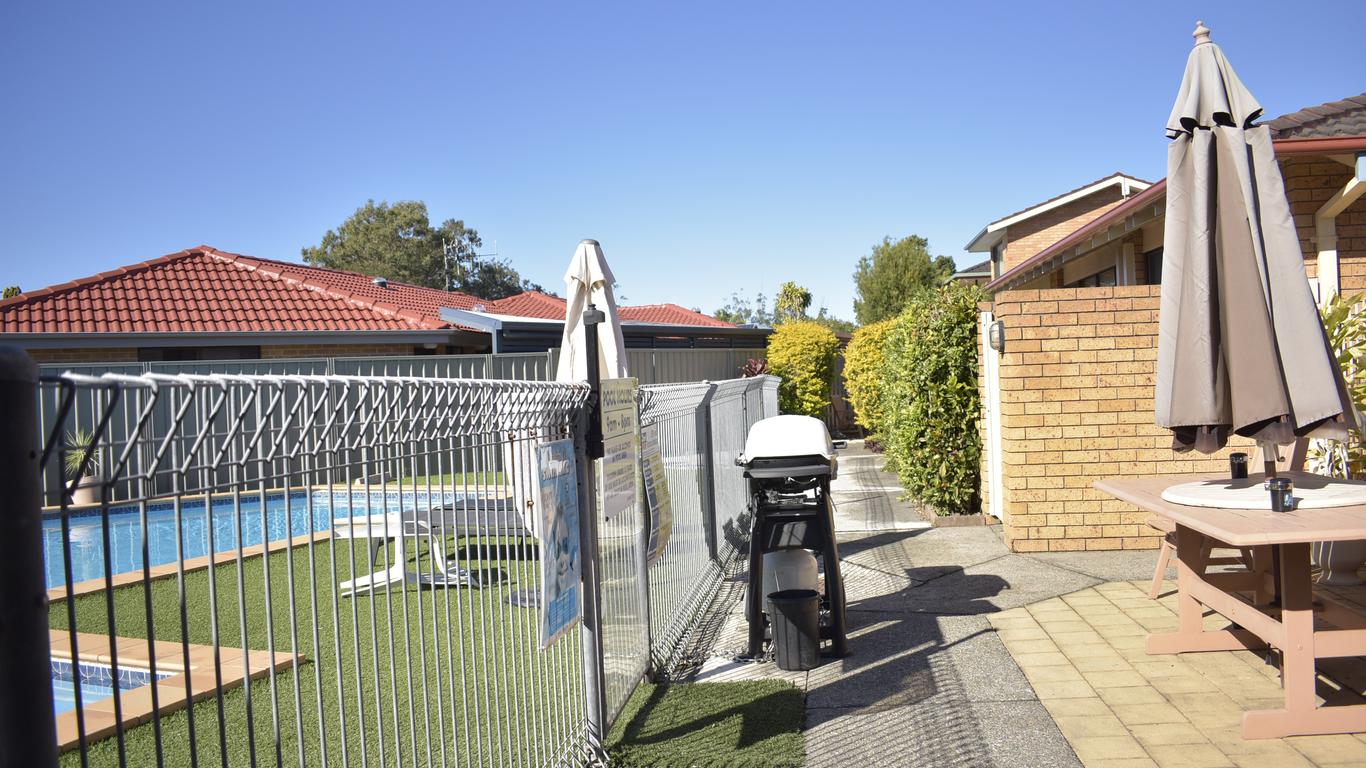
[[599, 378, 639, 523], [639, 422, 673, 565], [537, 439, 580, 648]]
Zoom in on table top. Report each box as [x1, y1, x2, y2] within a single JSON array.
[[1095, 474, 1366, 546]]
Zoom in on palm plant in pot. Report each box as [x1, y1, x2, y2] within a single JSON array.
[[63, 427, 103, 506]]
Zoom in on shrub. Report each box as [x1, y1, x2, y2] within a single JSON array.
[[1310, 292, 1366, 478], [842, 319, 895, 438], [880, 283, 983, 515], [766, 321, 840, 418]]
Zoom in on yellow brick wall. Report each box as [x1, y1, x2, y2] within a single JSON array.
[[1283, 155, 1366, 295], [1001, 188, 1129, 274], [25, 348, 139, 363], [986, 286, 1253, 552]]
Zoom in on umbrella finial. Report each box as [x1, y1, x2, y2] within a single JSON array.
[[1192, 20, 1212, 46]]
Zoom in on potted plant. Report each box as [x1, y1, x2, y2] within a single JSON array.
[[64, 427, 103, 506]]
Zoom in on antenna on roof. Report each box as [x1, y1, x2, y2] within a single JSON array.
[[442, 238, 499, 292]]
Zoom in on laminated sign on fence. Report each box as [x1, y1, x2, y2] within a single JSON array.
[[538, 439, 581, 648], [600, 378, 639, 522], [640, 421, 673, 565]]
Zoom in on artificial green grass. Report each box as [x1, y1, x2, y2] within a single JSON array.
[[52, 535, 583, 767], [606, 681, 805, 768]]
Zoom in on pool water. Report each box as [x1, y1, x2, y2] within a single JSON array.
[[51, 659, 172, 715], [43, 489, 458, 588]]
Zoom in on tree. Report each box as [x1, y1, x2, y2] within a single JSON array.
[[302, 200, 543, 299], [852, 235, 956, 325], [713, 290, 772, 325], [812, 307, 857, 334], [2, 285, 20, 298], [773, 281, 813, 324]]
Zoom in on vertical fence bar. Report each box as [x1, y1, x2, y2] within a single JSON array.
[[0, 347, 58, 768]]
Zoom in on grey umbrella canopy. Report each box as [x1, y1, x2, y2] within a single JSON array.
[[1154, 21, 1356, 453]]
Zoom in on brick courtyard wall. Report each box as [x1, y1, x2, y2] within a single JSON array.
[[986, 286, 1253, 552]]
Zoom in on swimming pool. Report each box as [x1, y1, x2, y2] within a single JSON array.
[[42, 489, 459, 589], [51, 659, 172, 715]]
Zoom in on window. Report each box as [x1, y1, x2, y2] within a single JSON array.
[[1144, 247, 1164, 285], [1067, 267, 1117, 289]]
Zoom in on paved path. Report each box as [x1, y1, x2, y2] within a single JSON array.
[[688, 440, 1169, 767], [991, 580, 1366, 767]]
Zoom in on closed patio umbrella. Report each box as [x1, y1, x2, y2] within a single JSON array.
[[1154, 21, 1356, 455], [555, 239, 628, 383]]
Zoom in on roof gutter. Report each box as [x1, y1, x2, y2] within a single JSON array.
[[1314, 152, 1366, 304], [0, 329, 473, 350], [1273, 136, 1366, 156]]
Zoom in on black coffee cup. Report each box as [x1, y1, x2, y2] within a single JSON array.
[[1229, 453, 1248, 479], [1268, 477, 1294, 512]]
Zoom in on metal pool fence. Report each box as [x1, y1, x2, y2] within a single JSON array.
[[1, 353, 779, 768]]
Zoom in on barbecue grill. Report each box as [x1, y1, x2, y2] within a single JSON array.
[[737, 415, 848, 660]]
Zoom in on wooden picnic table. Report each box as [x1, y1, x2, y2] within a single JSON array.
[[1096, 474, 1366, 740]]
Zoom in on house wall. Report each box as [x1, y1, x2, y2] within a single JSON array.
[[984, 286, 1253, 552], [1282, 155, 1366, 295], [261, 343, 418, 358], [1001, 187, 1131, 274], [26, 348, 140, 363], [23, 343, 421, 364]]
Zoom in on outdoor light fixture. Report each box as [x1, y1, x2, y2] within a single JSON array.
[[988, 320, 1005, 353]]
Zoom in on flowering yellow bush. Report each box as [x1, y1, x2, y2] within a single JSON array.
[[842, 319, 895, 438], [766, 321, 840, 418]]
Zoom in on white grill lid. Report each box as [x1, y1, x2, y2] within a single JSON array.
[[739, 415, 834, 463]]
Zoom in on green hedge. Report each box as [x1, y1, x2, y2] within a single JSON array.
[[842, 318, 895, 438], [767, 321, 840, 417], [881, 284, 983, 515]]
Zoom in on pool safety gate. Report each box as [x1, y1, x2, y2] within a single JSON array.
[[1, 343, 779, 768]]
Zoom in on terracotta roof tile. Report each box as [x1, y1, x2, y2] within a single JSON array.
[[0, 246, 483, 334], [484, 292, 733, 327]]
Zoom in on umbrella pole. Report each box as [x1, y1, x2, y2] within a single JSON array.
[[1259, 440, 1279, 479]]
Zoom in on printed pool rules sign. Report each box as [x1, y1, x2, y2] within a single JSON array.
[[599, 378, 639, 522]]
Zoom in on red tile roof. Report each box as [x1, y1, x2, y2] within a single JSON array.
[[485, 292, 734, 327], [621, 303, 735, 327], [0, 246, 483, 334], [0, 247, 734, 335]]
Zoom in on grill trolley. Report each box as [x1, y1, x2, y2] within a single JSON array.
[[737, 415, 849, 660]]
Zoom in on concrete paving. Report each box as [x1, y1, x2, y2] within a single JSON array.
[[686, 440, 1168, 767]]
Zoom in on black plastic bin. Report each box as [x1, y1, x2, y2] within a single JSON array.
[[769, 589, 820, 671]]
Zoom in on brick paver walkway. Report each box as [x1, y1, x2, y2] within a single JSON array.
[[991, 580, 1366, 767]]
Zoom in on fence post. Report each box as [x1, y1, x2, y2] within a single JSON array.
[[696, 382, 719, 562], [0, 347, 58, 768], [577, 306, 609, 755]]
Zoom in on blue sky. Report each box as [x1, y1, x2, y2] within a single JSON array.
[[3, 2, 1362, 320]]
